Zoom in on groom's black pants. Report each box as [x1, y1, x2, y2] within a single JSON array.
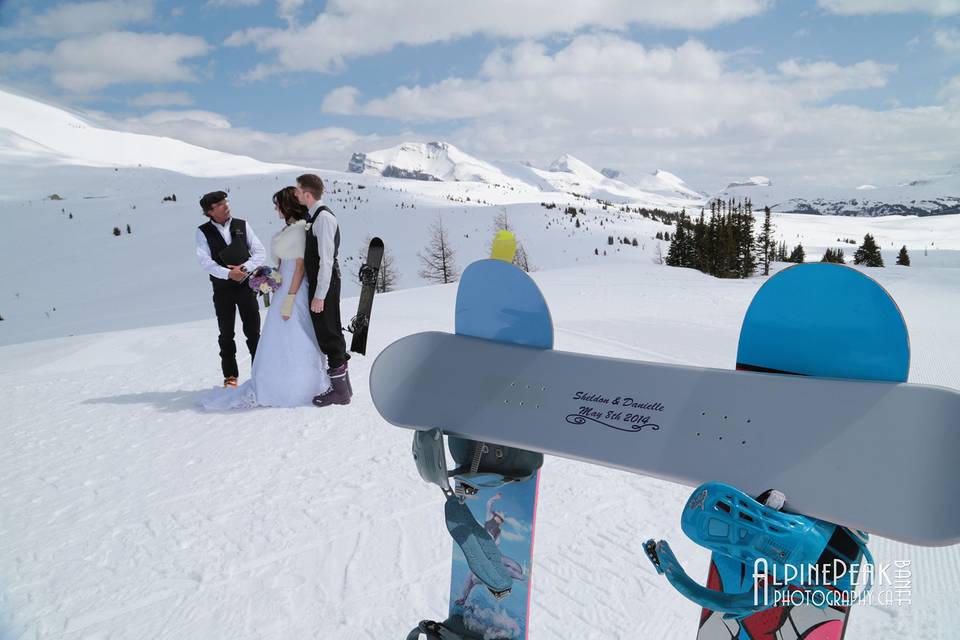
[[211, 280, 260, 378], [308, 267, 348, 371]]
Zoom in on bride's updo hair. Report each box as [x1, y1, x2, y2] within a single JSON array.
[[273, 186, 309, 223]]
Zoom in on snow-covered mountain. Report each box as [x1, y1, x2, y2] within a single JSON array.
[[347, 141, 531, 190], [716, 172, 960, 216], [602, 167, 707, 201], [0, 87, 298, 177], [349, 143, 705, 209]]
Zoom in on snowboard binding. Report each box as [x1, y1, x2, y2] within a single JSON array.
[[347, 264, 380, 335], [412, 428, 542, 601], [645, 482, 873, 619]]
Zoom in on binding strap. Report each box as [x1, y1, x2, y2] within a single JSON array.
[[411, 429, 513, 598]]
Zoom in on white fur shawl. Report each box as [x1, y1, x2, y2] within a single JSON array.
[[270, 220, 307, 264]]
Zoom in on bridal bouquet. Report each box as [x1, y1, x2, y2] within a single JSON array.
[[248, 266, 282, 306]]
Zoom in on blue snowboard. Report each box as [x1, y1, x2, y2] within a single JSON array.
[[447, 259, 552, 640], [698, 263, 909, 640]]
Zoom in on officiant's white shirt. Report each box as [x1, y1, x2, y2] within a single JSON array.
[[195, 217, 267, 280]]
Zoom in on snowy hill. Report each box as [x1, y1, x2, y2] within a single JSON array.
[[716, 172, 960, 216], [0, 88, 299, 177], [3, 88, 960, 347]]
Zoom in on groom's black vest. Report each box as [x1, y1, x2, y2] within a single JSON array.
[[304, 206, 340, 294], [199, 218, 250, 287]]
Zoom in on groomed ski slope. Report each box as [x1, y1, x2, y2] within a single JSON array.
[[2, 259, 959, 639]]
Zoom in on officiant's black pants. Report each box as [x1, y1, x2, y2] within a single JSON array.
[[212, 281, 260, 378], [308, 269, 348, 371]]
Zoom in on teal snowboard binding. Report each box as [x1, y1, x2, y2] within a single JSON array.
[[645, 482, 874, 619]]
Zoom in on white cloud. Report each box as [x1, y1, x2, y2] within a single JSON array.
[[277, 0, 305, 24], [325, 36, 892, 122], [321, 86, 361, 113], [940, 75, 960, 102], [0, 0, 154, 39], [225, 0, 769, 77], [2, 32, 211, 92], [818, 0, 960, 15], [320, 33, 956, 188], [207, 0, 261, 5], [933, 28, 960, 51], [777, 59, 895, 99], [130, 91, 195, 107]]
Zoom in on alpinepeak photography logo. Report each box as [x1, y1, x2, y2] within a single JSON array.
[[753, 558, 913, 608]]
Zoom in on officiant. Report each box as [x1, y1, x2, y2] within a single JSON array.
[[195, 190, 266, 388]]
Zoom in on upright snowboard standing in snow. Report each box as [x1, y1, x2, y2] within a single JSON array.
[[348, 237, 384, 355], [407, 256, 551, 640], [697, 263, 910, 640]]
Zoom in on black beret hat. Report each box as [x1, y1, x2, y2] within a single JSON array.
[[199, 190, 228, 212]]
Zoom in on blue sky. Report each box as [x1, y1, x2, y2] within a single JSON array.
[[1, 0, 958, 189]]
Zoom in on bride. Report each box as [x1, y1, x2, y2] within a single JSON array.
[[200, 187, 330, 410]]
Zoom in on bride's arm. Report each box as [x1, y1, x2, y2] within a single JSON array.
[[279, 258, 306, 320], [289, 258, 305, 295]]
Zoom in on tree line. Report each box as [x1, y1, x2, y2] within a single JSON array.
[[665, 200, 911, 277]]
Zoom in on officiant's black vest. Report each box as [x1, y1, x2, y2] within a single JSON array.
[[199, 218, 250, 287], [304, 206, 340, 289]]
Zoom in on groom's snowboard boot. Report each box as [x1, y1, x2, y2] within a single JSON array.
[[313, 363, 352, 407]]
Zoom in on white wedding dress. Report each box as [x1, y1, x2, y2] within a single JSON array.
[[199, 221, 330, 410]]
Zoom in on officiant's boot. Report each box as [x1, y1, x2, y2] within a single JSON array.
[[313, 363, 352, 407]]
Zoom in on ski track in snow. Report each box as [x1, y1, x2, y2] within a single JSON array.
[[4, 258, 960, 639]]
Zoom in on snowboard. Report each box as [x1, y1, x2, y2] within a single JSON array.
[[417, 258, 550, 640], [698, 263, 911, 640], [370, 282, 960, 547], [348, 237, 384, 355]]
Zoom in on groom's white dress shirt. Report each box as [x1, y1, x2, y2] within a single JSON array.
[[308, 202, 338, 301], [195, 217, 267, 280]]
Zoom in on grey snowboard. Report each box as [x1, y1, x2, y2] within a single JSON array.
[[370, 331, 960, 547]]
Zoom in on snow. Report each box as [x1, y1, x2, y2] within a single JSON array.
[[349, 141, 533, 191], [3, 260, 960, 639], [3, 88, 960, 639], [0, 88, 300, 177]]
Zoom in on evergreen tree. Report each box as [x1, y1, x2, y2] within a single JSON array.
[[821, 248, 845, 264], [693, 211, 708, 273], [418, 217, 459, 284], [737, 200, 757, 278], [788, 244, 805, 263], [666, 210, 694, 267], [853, 234, 884, 267], [758, 206, 772, 276], [896, 245, 910, 266]]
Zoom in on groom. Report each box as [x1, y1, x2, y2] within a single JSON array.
[[295, 174, 351, 407]]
